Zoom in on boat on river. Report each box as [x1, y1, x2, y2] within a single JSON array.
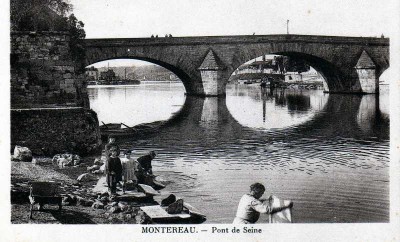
[[99, 121, 164, 139], [99, 122, 138, 139]]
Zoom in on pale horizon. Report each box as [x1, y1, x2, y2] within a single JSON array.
[[76, 0, 395, 76], [70, 0, 394, 39]]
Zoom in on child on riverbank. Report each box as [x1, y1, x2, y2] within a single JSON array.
[[104, 135, 120, 158], [105, 146, 122, 195]]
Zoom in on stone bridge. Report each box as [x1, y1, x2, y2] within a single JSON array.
[[84, 34, 389, 96]]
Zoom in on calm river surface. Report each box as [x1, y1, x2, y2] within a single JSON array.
[[88, 83, 389, 223]]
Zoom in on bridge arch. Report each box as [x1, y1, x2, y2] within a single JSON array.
[[226, 46, 355, 93], [85, 56, 196, 94], [84, 35, 389, 96]]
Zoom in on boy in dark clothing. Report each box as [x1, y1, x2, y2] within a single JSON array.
[[106, 147, 123, 195], [104, 136, 120, 158]]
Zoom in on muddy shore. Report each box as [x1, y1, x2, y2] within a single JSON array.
[[11, 158, 156, 224]]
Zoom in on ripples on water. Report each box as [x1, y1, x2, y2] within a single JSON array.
[[88, 83, 390, 223]]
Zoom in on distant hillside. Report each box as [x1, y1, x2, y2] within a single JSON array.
[[97, 66, 135, 79], [132, 65, 179, 81], [98, 65, 179, 81]]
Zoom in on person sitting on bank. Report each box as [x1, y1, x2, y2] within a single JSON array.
[[105, 147, 123, 195], [136, 151, 157, 184], [137, 151, 157, 175], [233, 182, 293, 224], [104, 135, 120, 158]]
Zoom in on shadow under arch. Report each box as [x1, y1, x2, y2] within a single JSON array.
[[85, 56, 193, 94], [275, 51, 343, 92]]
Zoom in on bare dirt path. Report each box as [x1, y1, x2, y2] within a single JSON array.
[[10, 160, 154, 224]]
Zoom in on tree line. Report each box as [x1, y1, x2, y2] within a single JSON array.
[[11, 0, 86, 72]]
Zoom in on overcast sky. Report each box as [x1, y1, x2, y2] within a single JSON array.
[[70, 0, 394, 39]]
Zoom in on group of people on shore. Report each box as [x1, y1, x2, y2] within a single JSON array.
[[104, 136, 292, 224], [104, 136, 157, 195]]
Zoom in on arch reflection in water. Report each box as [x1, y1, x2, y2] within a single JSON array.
[[160, 88, 389, 144], [226, 85, 329, 129], [157, 93, 388, 223], [356, 93, 390, 138], [87, 84, 186, 127], [88, 83, 389, 223]]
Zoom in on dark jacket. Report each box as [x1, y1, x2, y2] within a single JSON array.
[[106, 157, 123, 182], [137, 154, 153, 172], [104, 143, 120, 158]]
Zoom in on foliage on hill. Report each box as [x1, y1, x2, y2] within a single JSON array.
[[96, 65, 179, 81], [11, 0, 86, 73], [11, 0, 72, 31]]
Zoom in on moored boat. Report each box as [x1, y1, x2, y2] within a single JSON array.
[[100, 122, 138, 139]]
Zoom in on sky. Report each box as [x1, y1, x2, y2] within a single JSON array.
[[73, 0, 397, 68], [70, 0, 394, 39]]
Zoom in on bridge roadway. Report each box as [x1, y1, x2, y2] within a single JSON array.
[[84, 34, 389, 96]]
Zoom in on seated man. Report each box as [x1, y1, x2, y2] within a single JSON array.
[[136, 151, 157, 185], [233, 182, 292, 224], [137, 151, 157, 175]]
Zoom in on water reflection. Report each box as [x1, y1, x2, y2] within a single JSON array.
[[227, 86, 329, 130], [124, 92, 388, 223], [151, 89, 389, 144], [286, 93, 311, 112], [88, 84, 185, 127], [88, 84, 389, 223]]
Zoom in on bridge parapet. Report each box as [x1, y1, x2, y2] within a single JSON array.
[[84, 34, 389, 96], [84, 34, 389, 46]]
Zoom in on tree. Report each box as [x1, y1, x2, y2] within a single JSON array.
[[273, 56, 285, 74], [272, 56, 310, 74], [67, 14, 86, 73], [11, 0, 72, 31], [11, 0, 86, 73], [100, 69, 116, 82], [285, 58, 310, 73]]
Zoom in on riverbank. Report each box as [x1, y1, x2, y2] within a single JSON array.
[[10, 159, 154, 224]]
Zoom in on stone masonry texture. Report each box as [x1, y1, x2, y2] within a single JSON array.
[[10, 31, 100, 156], [11, 31, 88, 108], [11, 108, 101, 156], [84, 34, 389, 95]]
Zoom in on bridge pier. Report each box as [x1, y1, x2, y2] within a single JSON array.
[[198, 50, 228, 96], [355, 50, 379, 94], [84, 35, 389, 96]]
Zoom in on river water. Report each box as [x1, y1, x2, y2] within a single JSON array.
[[88, 83, 390, 223]]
